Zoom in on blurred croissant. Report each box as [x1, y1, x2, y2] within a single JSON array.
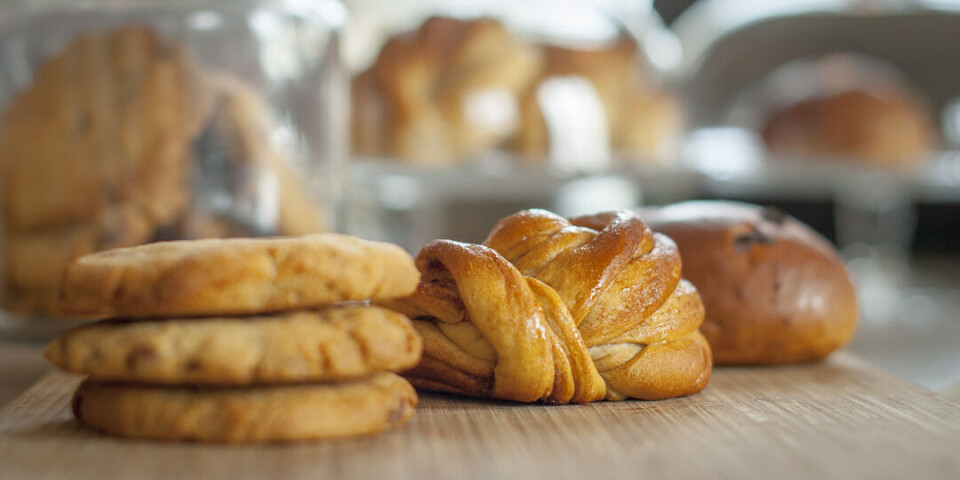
[[388, 209, 711, 403], [352, 17, 541, 165]]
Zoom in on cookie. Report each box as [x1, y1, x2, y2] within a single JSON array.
[[0, 26, 210, 232], [72, 372, 418, 442], [46, 306, 422, 385], [60, 234, 420, 317]]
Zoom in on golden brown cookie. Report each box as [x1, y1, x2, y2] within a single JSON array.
[[60, 234, 419, 317], [72, 372, 418, 443], [0, 26, 210, 233], [46, 306, 422, 385]]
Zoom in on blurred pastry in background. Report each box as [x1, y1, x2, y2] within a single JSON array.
[[0, 26, 211, 314], [515, 36, 684, 165], [758, 53, 936, 167], [353, 16, 684, 167], [640, 201, 859, 365], [352, 16, 542, 165]]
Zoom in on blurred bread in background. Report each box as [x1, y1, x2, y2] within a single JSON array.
[[352, 16, 684, 166], [515, 36, 684, 164], [758, 53, 937, 167], [351, 16, 542, 165]]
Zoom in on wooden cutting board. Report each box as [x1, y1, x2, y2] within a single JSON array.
[[1, 353, 958, 480]]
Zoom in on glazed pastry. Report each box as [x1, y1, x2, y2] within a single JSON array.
[[640, 201, 859, 365], [389, 209, 711, 403]]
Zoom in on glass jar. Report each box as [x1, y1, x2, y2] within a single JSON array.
[[0, 0, 348, 329]]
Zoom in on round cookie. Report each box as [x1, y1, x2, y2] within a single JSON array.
[[60, 234, 420, 317], [72, 372, 418, 443], [46, 306, 422, 385], [640, 201, 858, 365]]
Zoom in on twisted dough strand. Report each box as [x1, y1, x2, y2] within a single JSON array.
[[393, 209, 711, 403]]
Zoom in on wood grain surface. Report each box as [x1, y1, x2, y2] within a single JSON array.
[[1, 353, 958, 480]]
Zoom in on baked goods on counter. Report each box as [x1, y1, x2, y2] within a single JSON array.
[[71, 372, 417, 443], [386, 209, 712, 403], [640, 201, 858, 365], [352, 16, 684, 166], [47, 307, 421, 386], [59, 234, 418, 318], [758, 54, 936, 166], [46, 234, 422, 442], [0, 26, 328, 315]]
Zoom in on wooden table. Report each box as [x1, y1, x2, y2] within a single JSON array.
[[1, 353, 958, 479]]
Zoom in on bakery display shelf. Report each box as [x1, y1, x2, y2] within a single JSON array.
[[693, 152, 960, 202], [349, 150, 960, 205], [2, 354, 958, 479], [349, 155, 701, 201]]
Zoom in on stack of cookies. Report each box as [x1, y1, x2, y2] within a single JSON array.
[[44, 234, 423, 443]]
